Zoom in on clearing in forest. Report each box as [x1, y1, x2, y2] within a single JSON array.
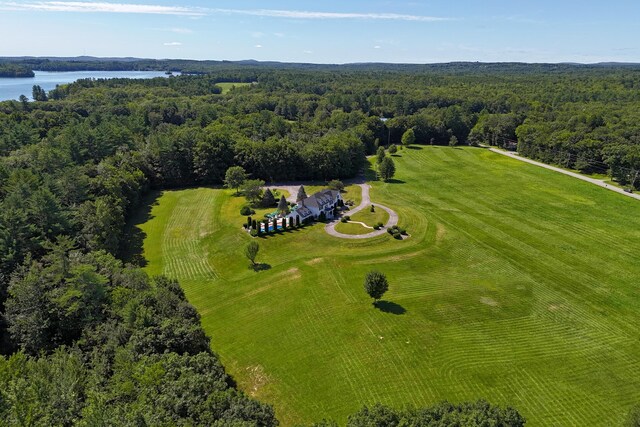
[[131, 146, 640, 426]]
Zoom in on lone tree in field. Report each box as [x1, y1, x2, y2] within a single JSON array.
[[388, 144, 398, 154], [244, 241, 259, 266], [449, 135, 459, 147], [277, 195, 290, 215], [401, 128, 415, 147], [376, 146, 386, 164], [296, 185, 307, 202], [224, 166, 248, 195], [364, 271, 389, 303], [378, 157, 396, 181]]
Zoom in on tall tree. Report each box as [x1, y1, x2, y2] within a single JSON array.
[[31, 85, 47, 102], [296, 185, 307, 202], [241, 179, 265, 206], [277, 195, 289, 215], [261, 189, 276, 208], [378, 157, 396, 181], [224, 166, 248, 195], [376, 146, 386, 164], [401, 128, 415, 147]]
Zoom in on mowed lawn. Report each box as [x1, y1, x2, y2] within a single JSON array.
[[133, 146, 640, 426]]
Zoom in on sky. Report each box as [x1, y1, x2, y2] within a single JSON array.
[[0, 0, 639, 63]]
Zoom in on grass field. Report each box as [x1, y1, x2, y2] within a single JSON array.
[[216, 82, 252, 94], [131, 146, 640, 426], [335, 206, 390, 235]]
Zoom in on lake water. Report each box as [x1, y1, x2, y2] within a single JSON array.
[[0, 70, 174, 101]]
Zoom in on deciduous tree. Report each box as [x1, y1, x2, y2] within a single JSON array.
[[241, 179, 265, 206], [401, 128, 415, 147], [244, 241, 259, 266], [364, 271, 388, 302], [378, 157, 396, 181], [224, 166, 248, 195], [376, 146, 386, 164]]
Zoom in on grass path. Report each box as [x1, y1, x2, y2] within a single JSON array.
[[134, 146, 640, 426]]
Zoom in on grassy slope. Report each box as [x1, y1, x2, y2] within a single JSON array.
[[135, 147, 640, 426]]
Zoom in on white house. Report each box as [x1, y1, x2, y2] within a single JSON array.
[[286, 188, 343, 223]]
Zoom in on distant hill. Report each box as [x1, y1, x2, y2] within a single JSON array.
[[0, 56, 639, 74]]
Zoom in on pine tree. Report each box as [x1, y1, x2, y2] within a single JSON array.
[[296, 185, 307, 202], [277, 195, 289, 215], [261, 189, 276, 207]]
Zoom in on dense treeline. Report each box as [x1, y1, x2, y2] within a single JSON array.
[[0, 64, 34, 78], [340, 401, 525, 426], [0, 245, 276, 425], [1, 61, 639, 423]]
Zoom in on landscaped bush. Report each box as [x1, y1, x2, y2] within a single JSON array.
[[341, 217, 348, 223], [387, 225, 407, 238], [376, 222, 384, 228], [240, 206, 255, 216], [250, 229, 258, 237], [373, 225, 380, 230]]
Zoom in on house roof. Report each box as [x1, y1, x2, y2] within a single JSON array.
[[301, 189, 340, 210]]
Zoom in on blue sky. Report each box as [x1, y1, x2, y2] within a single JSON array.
[[0, 0, 639, 63]]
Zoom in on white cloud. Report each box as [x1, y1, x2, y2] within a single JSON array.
[[163, 42, 182, 46], [255, 44, 262, 48], [0, 2, 451, 21], [303, 50, 312, 54], [0, 1, 204, 15], [211, 8, 450, 22], [274, 32, 285, 38], [251, 31, 264, 38], [374, 45, 381, 49]]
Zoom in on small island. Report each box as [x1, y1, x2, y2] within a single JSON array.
[[0, 64, 35, 78]]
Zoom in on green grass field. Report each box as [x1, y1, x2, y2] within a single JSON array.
[[335, 206, 390, 235], [131, 146, 640, 426], [216, 82, 252, 94]]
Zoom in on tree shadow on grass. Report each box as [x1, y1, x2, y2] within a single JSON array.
[[406, 145, 423, 150], [119, 190, 161, 267], [385, 178, 406, 184], [374, 300, 407, 315], [251, 263, 272, 272], [362, 161, 378, 181]]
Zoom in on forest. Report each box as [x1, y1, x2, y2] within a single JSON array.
[[0, 64, 35, 78], [0, 61, 639, 424]]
